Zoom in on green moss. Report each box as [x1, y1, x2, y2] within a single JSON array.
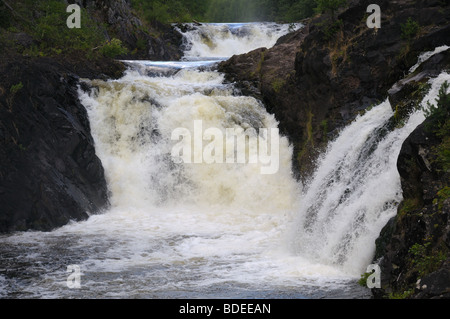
[[393, 82, 431, 128], [253, 51, 266, 78], [400, 17, 420, 40], [387, 289, 415, 299], [398, 198, 421, 217], [320, 19, 343, 41], [409, 240, 447, 278], [99, 38, 128, 58], [436, 187, 450, 211], [10, 82, 23, 95], [271, 78, 286, 93]]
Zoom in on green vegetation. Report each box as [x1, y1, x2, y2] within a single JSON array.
[[423, 81, 450, 172], [131, 0, 320, 23], [321, 18, 343, 41], [400, 17, 420, 40], [131, 0, 210, 24], [398, 198, 421, 217], [0, 0, 128, 59], [424, 81, 449, 127], [271, 78, 286, 93], [436, 187, 450, 211], [315, 0, 347, 21], [409, 240, 447, 278], [393, 82, 431, 128], [10, 82, 23, 95], [357, 271, 371, 287], [387, 289, 415, 299], [99, 38, 128, 58]]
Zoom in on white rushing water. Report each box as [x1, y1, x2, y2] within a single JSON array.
[[176, 22, 302, 61], [0, 23, 448, 299]]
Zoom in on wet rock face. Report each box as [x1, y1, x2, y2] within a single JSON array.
[[0, 57, 109, 233], [374, 116, 450, 299]]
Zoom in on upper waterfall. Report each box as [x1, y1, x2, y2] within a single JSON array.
[[176, 22, 302, 61]]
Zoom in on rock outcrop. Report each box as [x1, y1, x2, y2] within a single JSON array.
[[72, 0, 183, 60], [0, 56, 122, 233], [372, 51, 450, 299], [373, 110, 450, 298]]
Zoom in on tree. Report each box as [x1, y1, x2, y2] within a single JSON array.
[[315, 0, 347, 21]]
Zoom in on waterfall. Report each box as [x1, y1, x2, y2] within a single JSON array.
[[290, 71, 450, 275], [0, 20, 447, 298], [175, 22, 302, 61], [79, 67, 299, 213]]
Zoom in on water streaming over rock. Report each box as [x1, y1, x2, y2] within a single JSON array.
[[0, 23, 446, 299]]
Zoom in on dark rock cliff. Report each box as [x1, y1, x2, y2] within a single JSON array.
[[0, 56, 123, 233], [372, 52, 450, 299], [373, 111, 450, 298]]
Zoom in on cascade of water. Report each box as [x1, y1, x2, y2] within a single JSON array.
[[290, 72, 450, 275], [175, 22, 302, 61]]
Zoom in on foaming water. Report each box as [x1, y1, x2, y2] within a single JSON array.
[[176, 22, 302, 61]]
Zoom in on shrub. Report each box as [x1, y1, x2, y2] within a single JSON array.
[[424, 81, 450, 125], [315, 0, 347, 21], [99, 38, 128, 58], [409, 241, 446, 278], [423, 81, 450, 171], [401, 17, 420, 40], [10, 82, 24, 95]]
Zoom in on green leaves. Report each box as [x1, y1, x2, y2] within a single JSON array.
[[409, 241, 446, 278], [131, 0, 318, 24], [315, 0, 347, 20], [99, 38, 128, 58], [400, 17, 420, 40]]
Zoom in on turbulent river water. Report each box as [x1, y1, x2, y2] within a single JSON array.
[[1, 23, 448, 299]]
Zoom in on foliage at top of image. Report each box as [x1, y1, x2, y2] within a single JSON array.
[[315, 0, 347, 21], [131, 0, 319, 24], [0, 0, 127, 59]]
